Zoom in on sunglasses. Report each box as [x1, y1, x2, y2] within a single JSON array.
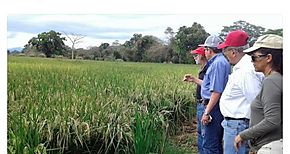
[[251, 54, 268, 62], [204, 47, 210, 51]]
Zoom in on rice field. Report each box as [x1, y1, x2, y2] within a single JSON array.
[[8, 56, 198, 154]]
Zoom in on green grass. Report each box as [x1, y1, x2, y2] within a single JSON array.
[[164, 142, 196, 154], [8, 56, 198, 153]]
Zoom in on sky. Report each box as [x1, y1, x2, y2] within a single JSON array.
[[7, 14, 283, 49], [1, 0, 290, 153]]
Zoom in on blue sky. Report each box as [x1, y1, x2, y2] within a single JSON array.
[[7, 14, 283, 49]]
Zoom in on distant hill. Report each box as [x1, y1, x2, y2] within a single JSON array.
[[8, 47, 23, 52]]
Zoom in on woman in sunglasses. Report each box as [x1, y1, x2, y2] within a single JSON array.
[[234, 34, 283, 154]]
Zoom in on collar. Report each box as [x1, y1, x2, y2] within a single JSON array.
[[207, 53, 222, 65], [204, 53, 223, 70]]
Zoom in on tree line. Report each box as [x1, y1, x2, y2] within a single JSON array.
[[10, 20, 282, 64]]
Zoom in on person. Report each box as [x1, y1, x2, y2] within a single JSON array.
[[234, 34, 283, 154], [199, 35, 231, 154], [217, 30, 264, 154], [183, 46, 207, 154]]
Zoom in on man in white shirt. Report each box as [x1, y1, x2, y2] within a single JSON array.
[[218, 30, 264, 154]]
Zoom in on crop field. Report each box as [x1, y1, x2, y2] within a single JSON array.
[[8, 56, 198, 154]]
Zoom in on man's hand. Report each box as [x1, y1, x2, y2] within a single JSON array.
[[183, 74, 194, 82], [201, 113, 212, 125], [234, 135, 243, 152]]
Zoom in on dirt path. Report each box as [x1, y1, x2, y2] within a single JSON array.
[[169, 118, 198, 153]]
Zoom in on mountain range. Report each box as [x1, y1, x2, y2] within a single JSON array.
[[8, 47, 23, 52]]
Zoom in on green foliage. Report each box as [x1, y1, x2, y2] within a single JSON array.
[[24, 30, 66, 57], [164, 142, 196, 154], [122, 34, 165, 62], [8, 102, 46, 154], [263, 28, 283, 36], [219, 20, 283, 47], [20, 21, 282, 65], [174, 22, 209, 63], [133, 110, 166, 154], [219, 20, 266, 46], [99, 43, 110, 50], [8, 56, 197, 153]]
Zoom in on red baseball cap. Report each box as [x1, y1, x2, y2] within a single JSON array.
[[191, 47, 205, 56], [218, 30, 249, 49]]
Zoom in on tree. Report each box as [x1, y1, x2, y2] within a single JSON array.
[[174, 22, 209, 63], [61, 45, 72, 58], [219, 20, 265, 46], [164, 27, 175, 45], [112, 40, 121, 46], [122, 34, 163, 62], [164, 27, 175, 62], [25, 30, 66, 57], [99, 43, 110, 50], [263, 28, 283, 36], [62, 32, 85, 59], [144, 44, 167, 63], [87, 46, 101, 60], [98, 43, 110, 59]]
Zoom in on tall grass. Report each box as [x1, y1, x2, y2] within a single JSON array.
[[8, 56, 198, 153], [133, 109, 167, 154]]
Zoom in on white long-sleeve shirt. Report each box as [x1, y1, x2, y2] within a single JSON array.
[[220, 55, 264, 119]]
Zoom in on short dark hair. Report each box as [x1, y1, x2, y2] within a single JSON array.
[[259, 47, 283, 75], [207, 47, 222, 53]]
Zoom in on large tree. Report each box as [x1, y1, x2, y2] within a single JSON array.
[[25, 30, 66, 57], [219, 20, 266, 46], [174, 22, 209, 63], [62, 32, 85, 59], [122, 34, 163, 62]]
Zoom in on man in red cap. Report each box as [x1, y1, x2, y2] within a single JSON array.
[[218, 30, 264, 154], [183, 46, 207, 153]]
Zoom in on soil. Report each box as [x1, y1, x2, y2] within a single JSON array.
[[170, 117, 198, 153]]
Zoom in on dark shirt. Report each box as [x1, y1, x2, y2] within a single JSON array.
[[196, 66, 207, 100]]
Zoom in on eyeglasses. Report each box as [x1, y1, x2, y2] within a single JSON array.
[[222, 48, 234, 53], [192, 54, 198, 58], [251, 54, 268, 62]]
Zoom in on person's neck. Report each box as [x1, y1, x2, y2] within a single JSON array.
[[263, 66, 275, 77], [199, 61, 206, 68], [237, 53, 245, 62], [199, 59, 207, 69], [207, 53, 217, 60]]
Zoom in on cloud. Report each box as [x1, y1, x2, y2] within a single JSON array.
[[7, 15, 160, 39], [7, 32, 16, 39], [7, 14, 170, 48], [7, 32, 36, 48], [7, 14, 283, 49]]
